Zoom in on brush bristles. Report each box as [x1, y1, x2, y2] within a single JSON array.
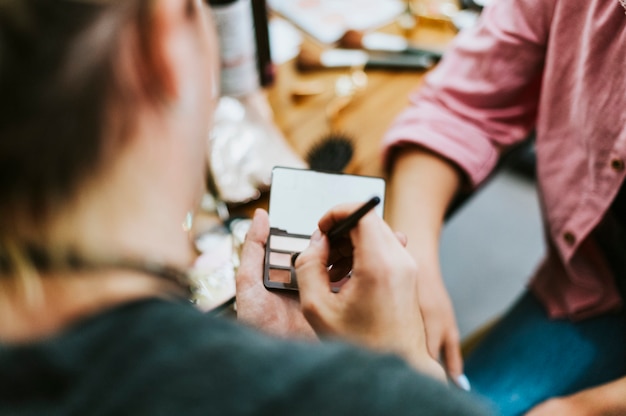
[[306, 133, 355, 173]]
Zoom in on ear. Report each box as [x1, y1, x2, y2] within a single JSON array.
[[136, 0, 196, 102]]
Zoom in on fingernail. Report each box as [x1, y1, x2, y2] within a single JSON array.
[[454, 374, 471, 392], [310, 229, 323, 242]]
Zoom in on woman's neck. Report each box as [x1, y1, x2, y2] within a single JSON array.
[[45, 128, 200, 271], [0, 123, 203, 344], [0, 269, 180, 344]]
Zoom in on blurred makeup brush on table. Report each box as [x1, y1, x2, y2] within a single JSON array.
[[296, 43, 435, 72], [338, 30, 445, 62], [300, 69, 367, 174]]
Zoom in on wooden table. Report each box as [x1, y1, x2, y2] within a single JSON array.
[[265, 21, 457, 179], [197, 21, 457, 226], [217, 20, 458, 220], [193, 20, 458, 310]]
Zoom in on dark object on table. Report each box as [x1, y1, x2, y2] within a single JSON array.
[[338, 30, 443, 62], [296, 45, 435, 72], [251, 0, 274, 86], [462, 0, 486, 10], [306, 133, 355, 173]]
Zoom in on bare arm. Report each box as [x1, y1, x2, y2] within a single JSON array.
[[386, 146, 466, 383], [296, 202, 446, 381], [236, 206, 446, 381], [526, 376, 626, 415], [387, 146, 461, 263]]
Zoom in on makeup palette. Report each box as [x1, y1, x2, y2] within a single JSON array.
[[264, 228, 310, 290], [264, 167, 386, 291]]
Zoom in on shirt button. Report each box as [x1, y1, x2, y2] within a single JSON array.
[[563, 231, 576, 246], [610, 158, 625, 172]]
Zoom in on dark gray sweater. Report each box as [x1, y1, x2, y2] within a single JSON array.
[[0, 299, 493, 415]]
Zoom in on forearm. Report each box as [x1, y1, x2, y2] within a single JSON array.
[[571, 377, 626, 414], [386, 146, 462, 264], [528, 376, 626, 415]]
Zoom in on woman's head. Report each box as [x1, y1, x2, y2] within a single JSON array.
[[0, 0, 218, 268]]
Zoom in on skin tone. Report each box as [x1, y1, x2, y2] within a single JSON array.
[[526, 378, 626, 416], [237, 208, 446, 381], [236, 210, 316, 340], [298, 203, 446, 380], [387, 147, 463, 380], [0, 0, 446, 386], [5, 0, 621, 410], [0, 0, 218, 343], [387, 144, 626, 413]]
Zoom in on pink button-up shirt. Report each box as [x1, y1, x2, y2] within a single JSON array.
[[383, 0, 626, 320]]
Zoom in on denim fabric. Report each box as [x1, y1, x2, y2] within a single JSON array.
[[464, 291, 626, 416]]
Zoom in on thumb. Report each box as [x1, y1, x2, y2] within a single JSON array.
[[236, 209, 269, 292], [295, 230, 333, 329]]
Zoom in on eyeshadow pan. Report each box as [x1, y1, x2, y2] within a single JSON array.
[[269, 251, 292, 267], [264, 229, 312, 291], [270, 235, 310, 252], [269, 268, 292, 284]]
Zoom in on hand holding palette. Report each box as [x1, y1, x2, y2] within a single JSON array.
[[264, 167, 385, 291]]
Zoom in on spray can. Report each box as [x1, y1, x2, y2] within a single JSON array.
[[208, 0, 260, 96]]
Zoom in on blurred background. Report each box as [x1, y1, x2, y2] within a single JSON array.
[[199, 0, 546, 339], [442, 169, 543, 337]]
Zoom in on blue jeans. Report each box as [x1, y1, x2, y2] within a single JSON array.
[[464, 291, 626, 416]]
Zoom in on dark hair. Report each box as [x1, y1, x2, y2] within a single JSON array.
[[0, 0, 163, 241]]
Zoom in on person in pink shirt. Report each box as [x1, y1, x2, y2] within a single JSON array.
[[383, 0, 626, 414]]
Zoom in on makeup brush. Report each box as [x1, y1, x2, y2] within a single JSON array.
[[326, 196, 381, 242], [290, 196, 381, 266], [306, 133, 355, 173], [296, 44, 434, 72], [338, 30, 444, 62]]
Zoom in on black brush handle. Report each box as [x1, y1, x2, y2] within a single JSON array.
[[327, 196, 381, 242], [365, 52, 435, 70], [405, 46, 444, 62]]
